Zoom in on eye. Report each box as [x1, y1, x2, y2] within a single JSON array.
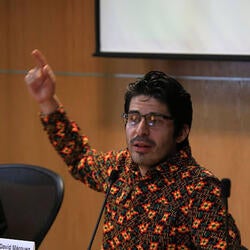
[[128, 113, 140, 125], [147, 115, 157, 126], [147, 115, 165, 127]]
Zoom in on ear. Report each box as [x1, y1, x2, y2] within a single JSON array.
[[175, 124, 190, 143]]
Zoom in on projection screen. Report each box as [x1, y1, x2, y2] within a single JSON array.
[[95, 0, 250, 60]]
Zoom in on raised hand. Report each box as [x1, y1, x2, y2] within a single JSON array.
[[25, 49, 59, 114]]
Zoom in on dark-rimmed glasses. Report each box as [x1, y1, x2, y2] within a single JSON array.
[[122, 111, 173, 128]]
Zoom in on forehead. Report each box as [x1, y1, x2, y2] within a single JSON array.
[[129, 95, 169, 114]]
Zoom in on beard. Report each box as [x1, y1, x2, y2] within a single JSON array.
[[130, 150, 158, 168]]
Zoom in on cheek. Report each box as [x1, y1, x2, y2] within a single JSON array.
[[125, 126, 132, 143], [154, 130, 176, 148]]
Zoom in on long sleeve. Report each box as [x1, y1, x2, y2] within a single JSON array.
[[40, 106, 121, 192]]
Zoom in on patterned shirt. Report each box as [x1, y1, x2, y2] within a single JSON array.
[[41, 107, 241, 249]]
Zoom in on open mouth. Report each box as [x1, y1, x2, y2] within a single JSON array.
[[132, 141, 152, 153]]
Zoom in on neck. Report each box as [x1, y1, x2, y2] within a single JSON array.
[[139, 166, 150, 176]]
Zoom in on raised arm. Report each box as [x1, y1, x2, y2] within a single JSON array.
[[24, 49, 59, 114]]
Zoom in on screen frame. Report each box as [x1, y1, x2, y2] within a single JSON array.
[[94, 0, 250, 62]]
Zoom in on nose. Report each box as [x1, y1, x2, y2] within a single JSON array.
[[135, 117, 150, 136]]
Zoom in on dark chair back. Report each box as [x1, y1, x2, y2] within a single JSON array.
[[0, 164, 64, 248]]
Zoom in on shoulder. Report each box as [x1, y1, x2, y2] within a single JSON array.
[[186, 164, 220, 183], [183, 165, 222, 202], [96, 148, 129, 169]]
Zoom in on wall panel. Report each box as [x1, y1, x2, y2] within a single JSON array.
[[1, 0, 249, 249]]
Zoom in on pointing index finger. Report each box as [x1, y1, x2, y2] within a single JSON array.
[[31, 49, 48, 68]]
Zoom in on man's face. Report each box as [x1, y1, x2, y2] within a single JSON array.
[[125, 95, 178, 170]]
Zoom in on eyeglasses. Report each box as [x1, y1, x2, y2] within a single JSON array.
[[122, 111, 173, 128]]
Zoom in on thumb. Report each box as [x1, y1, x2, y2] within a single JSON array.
[[43, 64, 56, 83]]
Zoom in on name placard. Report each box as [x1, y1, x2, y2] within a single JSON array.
[[0, 238, 35, 250]]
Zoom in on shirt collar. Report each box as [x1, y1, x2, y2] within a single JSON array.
[[125, 144, 195, 177]]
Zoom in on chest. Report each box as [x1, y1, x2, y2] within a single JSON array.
[[106, 176, 192, 232]]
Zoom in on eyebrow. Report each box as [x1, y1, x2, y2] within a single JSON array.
[[127, 110, 173, 119], [128, 110, 168, 115], [127, 110, 140, 113]]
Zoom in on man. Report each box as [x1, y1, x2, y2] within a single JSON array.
[[25, 49, 241, 249]]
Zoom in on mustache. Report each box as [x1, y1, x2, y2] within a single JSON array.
[[130, 136, 156, 146]]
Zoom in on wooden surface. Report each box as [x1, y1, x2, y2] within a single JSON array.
[[1, 0, 250, 248]]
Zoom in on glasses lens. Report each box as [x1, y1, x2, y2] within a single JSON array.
[[127, 112, 141, 126], [146, 114, 167, 127], [146, 114, 156, 127], [123, 112, 171, 127]]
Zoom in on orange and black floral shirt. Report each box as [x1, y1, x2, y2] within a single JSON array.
[[41, 107, 241, 249]]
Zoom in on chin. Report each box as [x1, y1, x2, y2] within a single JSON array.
[[131, 153, 156, 167]]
